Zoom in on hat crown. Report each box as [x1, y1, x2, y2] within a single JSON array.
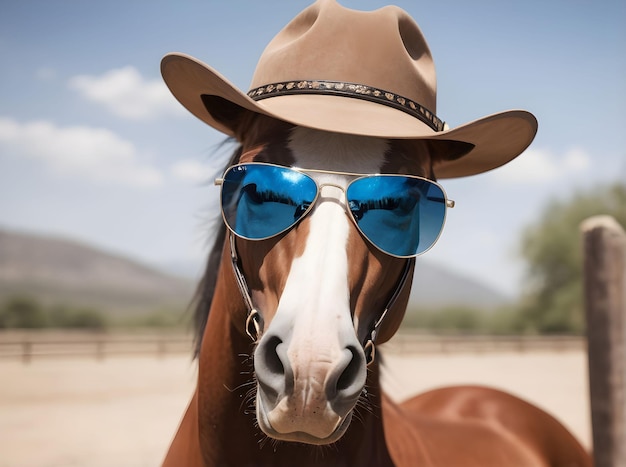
[[250, 0, 437, 114], [161, 0, 537, 179]]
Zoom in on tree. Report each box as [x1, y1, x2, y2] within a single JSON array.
[[0, 296, 48, 329], [48, 305, 107, 330], [517, 182, 626, 333]]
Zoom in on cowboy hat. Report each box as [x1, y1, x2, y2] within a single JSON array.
[[161, 0, 537, 179]]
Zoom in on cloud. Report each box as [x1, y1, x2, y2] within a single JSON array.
[[68, 66, 183, 120], [0, 117, 162, 187], [492, 147, 590, 184]]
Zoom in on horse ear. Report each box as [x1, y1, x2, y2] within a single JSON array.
[[375, 265, 415, 344]]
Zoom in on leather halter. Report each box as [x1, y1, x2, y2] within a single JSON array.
[[228, 232, 414, 365], [228, 233, 263, 341]]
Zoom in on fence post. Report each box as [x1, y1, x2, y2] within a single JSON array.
[[96, 340, 104, 361], [158, 338, 166, 359], [581, 215, 626, 467], [22, 340, 32, 364]]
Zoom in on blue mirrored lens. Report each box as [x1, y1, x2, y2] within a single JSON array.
[[346, 176, 446, 257], [221, 165, 317, 239]]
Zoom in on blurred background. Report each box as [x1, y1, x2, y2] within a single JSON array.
[[0, 1, 624, 466]]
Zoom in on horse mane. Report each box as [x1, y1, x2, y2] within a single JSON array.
[[191, 143, 243, 357]]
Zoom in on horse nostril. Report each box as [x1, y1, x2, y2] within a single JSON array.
[[255, 334, 291, 400], [335, 345, 366, 395], [263, 335, 285, 375]]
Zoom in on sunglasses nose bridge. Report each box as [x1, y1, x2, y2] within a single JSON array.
[[316, 183, 348, 209]]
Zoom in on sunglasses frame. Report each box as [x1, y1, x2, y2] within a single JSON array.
[[215, 162, 455, 259]]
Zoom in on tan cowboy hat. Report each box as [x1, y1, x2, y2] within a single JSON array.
[[161, 0, 537, 179]]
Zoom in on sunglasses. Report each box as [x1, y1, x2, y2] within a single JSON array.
[[215, 163, 454, 258]]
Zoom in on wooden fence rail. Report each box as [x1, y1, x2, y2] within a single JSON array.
[[0, 332, 585, 363], [0, 335, 193, 363], [383, 333, 585, 354]]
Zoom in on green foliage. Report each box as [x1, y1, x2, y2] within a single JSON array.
[[402, 305, 525, 335], [0, 296, 48, 328], [0, 295, 189, 330], [48, 305, 108, 330], [402, 306, 491, 334], [517, 181, 626, 334], [0, 296, 108, 330], [400, 183, 624, 336], [409, 306, 485, 332], [117, 308, 185, 328]]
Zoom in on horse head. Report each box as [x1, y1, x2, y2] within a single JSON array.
[[203, 116, 460, 445]]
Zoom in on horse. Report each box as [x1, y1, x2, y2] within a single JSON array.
[[162, 115, 592, 466]]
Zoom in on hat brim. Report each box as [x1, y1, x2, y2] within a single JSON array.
[[161, 53, 537, 179]]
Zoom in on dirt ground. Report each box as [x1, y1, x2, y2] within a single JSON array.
[[0, 350, 590, 467]]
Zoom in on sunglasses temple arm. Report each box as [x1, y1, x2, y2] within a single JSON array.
[[424, 195, 454, 208]]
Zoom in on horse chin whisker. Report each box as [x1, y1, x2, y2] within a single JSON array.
[[351, 406, 366, 426], [223, 379, 255, 394], [238, 353, 255, 372], [257, 432, 288, 454], [353, 394, 374, 427], [251, 413, 276, 452], [241, 385, 258, 416], [269, 437, 284, 453], [308, 440, 339, 461], [260, 434, 342, 458], [257, 432, 271, 450], [224, 350, 257, 414], [354, 384, 378, 419]]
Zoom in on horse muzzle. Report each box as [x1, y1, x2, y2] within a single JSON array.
[[253, 327, 367, 445]]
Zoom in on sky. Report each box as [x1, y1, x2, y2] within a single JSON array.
[[1, 0, 624, 297]]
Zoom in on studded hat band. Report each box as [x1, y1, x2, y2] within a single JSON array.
[[247, 80, 445, 133]]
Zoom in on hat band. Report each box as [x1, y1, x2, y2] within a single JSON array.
[[247, 80, 445, 133]]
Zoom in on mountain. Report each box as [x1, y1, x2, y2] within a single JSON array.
[[164, 254, 509, 311], [0, 227, 507, 319], [0, 228, 195, 316], [409, 260, 509, 310]]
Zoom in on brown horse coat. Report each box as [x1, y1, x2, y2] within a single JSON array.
[[162, 121, 591, 467]]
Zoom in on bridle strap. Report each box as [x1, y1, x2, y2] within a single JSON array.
[[229, 233, 262, 342], [364, 257, 415, 365], [228, 231, 414, 361]]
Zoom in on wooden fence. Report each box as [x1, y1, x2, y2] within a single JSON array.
[[0, 331, 585, 364], [383, 333, 584, 354], [0, 332, 193, 363]]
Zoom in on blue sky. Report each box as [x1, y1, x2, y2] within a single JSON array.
[[1, 0, 624, 296]]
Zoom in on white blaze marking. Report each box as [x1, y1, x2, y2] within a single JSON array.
[[279, 128, 388, 363], [278, 128, 389, 352], [278, 186, 351, 355], [288, 126, 389, 173], [262, 128, 389, 436]]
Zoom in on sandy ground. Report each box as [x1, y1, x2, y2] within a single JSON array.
[[0, 350, 590, 467]]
